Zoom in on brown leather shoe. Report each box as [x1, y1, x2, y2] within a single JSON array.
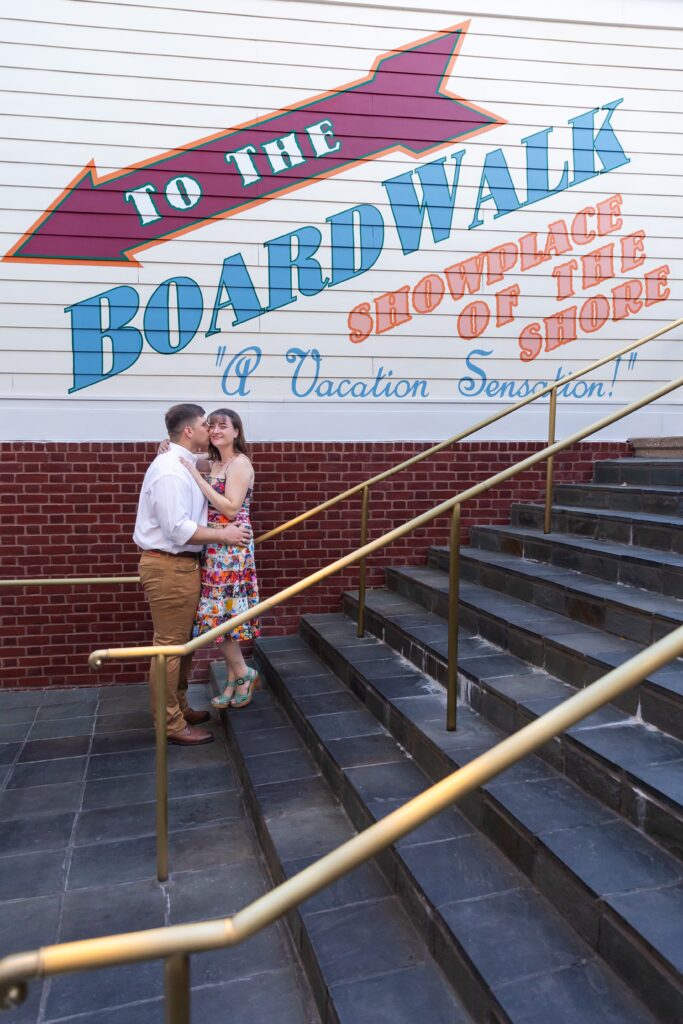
[[168, 724, 214, 746], [183, 707, 211, 725]]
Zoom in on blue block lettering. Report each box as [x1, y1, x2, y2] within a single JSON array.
[[66, 286, 142, 393], [382, 151, 464, 255], [206, 254, 266, 336], [327, 204, 384, 285], [265, 226, 329, 312], [570, 99, 630, 184], [469, 150, 522, 229], [143, 277, 203, 353]]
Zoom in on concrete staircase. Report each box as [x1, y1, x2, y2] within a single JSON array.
[[214, 457, 683, 1024]]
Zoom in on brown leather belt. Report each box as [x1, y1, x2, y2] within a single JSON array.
[[143, 548, 199, 560]]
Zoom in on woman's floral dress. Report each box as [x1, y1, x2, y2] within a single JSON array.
[[192, 477, 260, 643]]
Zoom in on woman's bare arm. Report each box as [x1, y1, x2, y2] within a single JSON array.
[[180, 455, 252, 519]]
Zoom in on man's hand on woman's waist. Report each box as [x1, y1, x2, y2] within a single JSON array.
[[217, 522, 251, 546]]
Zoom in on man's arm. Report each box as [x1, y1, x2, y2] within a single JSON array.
[[187, 522, 251, 546], [152, 476, 250, 547]]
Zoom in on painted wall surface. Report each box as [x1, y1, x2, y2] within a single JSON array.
[[1, 0, 682, 442], [0, 439, 630, 687]]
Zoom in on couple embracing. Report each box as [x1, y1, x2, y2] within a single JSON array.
[[133, 403, 260, 746]]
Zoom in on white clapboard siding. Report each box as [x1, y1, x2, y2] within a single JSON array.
[[1, 0, 682, 440]]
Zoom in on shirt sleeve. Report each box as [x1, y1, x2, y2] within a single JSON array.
[[150, 473, 198, 546]]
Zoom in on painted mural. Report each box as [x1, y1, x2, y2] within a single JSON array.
[[1, 2, 681, 440]]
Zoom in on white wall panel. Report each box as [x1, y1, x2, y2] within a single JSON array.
[[1, 0, 682, 440]]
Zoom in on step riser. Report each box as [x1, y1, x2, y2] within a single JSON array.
[[219, 718, 303, 935], [470, 527, 683, 598], [353, 575, 627, 720], [553, 485, 683, 517], [382, 569, 683, 739], [512, 504, 683, 554], [255, 648, 496, 1024], [294, 623, 682, 1022], [296, 618, 481, 822], [342, 591, 683, 865], [222, 692, 452, 1024], [594, 461, 683, 486], [220, 734, 325, 1012], [428, 548, 678, 648]]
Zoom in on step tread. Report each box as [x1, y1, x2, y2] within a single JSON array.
[[257, 636, 661, 1024], [598, 459, 683, 466], [604, 883, 683, 975], [472, 525, 683, 569], [518, 502, 683, 528], [434, 546, 683, 623], [281, 626, 677, 1020], [388, 565, 683, 708], [222, 664, 474, 1024], [347, 584, 683, 816], [557, 483, 683, 495], [301, 618, 683, 857]]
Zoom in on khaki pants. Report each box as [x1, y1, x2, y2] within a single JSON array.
[[139, 551, 201, 735]]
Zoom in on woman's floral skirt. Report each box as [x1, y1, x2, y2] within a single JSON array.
[[192, 537, 260, 643]]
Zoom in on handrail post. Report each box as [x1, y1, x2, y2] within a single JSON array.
[[165, 953, 190, 1024], [447, 504, 461, 731], [357, 485, 370, 637], [155, 655, 169, 883], [544, 386, 558, 534]]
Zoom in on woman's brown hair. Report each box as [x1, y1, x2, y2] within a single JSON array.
[[207, 408, 249, 463]]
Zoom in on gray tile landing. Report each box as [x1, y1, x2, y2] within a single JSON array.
[[0, 683, 319, 1024]]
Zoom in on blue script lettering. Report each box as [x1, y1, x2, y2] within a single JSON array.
[[286, 348, 429, 399], [458, 349, 607, 400], [221, 345, 262, 396]]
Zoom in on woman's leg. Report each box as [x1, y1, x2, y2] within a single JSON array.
[[232, 642, 259, 705], [222, 638, 248, 682], [211, 638, 249, 707]]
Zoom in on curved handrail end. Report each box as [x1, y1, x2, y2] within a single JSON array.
[[88, 650, 108, 671], [0, 981, 26, 1012], [0, 951, 41, 1011]]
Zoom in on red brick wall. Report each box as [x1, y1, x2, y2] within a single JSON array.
[[0, 439, 630, 689]]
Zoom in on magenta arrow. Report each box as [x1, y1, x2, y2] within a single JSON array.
[[6, 22, 502, 266]]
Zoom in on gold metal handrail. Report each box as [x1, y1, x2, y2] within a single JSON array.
[[0, 576, 139, 587], [2, 624, 683, 1022], [1, 321, 681, 1019], [3, 318, 681, 881], [255, 318, 683, 548], [86, 363, 683, 881], [3, 316, 681, 596]]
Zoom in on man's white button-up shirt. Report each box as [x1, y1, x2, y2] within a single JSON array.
[[133, 443, 208, 553]]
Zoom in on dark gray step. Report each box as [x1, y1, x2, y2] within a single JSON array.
[[289, 620, 680, 1023], [594, 459, 683, 487], [428, 544, 683, 647], [384, 564, 683, 743], [553, 483, 683, 517], [512, 502, 683, 554], [255, 633, 665, 1024], [212, 653, 473, 1024], [470, 523, 683, 598], [341, 585, 683, 863]]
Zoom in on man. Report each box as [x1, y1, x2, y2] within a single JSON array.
[[134, 403, 250, 745]]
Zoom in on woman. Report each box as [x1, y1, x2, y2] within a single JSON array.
[[179, 408, 260, 709]]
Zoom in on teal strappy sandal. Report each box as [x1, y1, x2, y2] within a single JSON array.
[[211, 681, 238, 708], [230, 668, 259, 709]]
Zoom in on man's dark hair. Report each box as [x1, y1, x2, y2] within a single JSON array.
[[165, 403, 205, 439]]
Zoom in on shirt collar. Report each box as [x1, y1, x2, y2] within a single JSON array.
[[167, 442, 199, 465]]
